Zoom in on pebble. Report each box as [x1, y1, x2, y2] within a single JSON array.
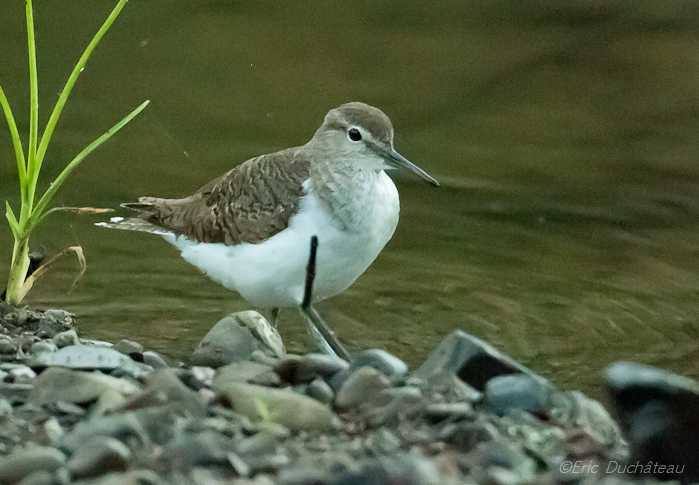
[[411, 330, 547, 391], [294, 353, 349, 383], [191, 311, 285, 368], [214, 381, 335, 433], [214, 361, 281, 387], [28, 367, 140, 406], [306, 378, 334, 405], [29, 340, 57, 355], [9, 366, 36, 383], [29, 345, 151, 378], [425, 402, 474, 422], [142, 350, 169, 369], [164, 429, 237, 471], [59, 412, 149, 455], [349, 349, 408, 378], [606, 362, 699, 480], [145, 368, 206, 417], [335, 366, 390, 410], [14, 470, 54, 485], [67, 436, 131, 479], [0, 446, 66, 484], [366, 386, 423, 427], [484, 374, 552, 417], [52, 330, 80, 349], [112, 339, 144, 355], [0, 336, 16, 354]]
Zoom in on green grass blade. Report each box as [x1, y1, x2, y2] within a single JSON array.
[[0, 85, 28, 193], [31, 99, 150, 225], [35, 0, 130, 172], [5, 202, 20, 239], [26, 0, 38, 169]]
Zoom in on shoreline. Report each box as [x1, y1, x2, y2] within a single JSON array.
[[0, 303, 695, 484]]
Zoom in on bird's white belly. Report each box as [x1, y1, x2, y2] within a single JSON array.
[[166, 172, 399, 308]]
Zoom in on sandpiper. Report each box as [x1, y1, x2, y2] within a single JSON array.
[[98, 102, 438, 357]]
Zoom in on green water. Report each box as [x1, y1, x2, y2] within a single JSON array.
[[2, 0, 699, 398]]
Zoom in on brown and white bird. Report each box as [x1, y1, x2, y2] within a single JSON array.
[[98, 102, 438, 356]]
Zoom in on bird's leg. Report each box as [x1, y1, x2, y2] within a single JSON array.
[[267, 307, 280, 328], [300, 236, 352, 362]]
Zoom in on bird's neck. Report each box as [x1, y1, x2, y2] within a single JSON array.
[[308, 156, 386, 231]]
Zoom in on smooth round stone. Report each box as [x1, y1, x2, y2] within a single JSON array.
[[29, 346, 151, 379], [14, 470, 54, 485], [484, 374, 552, 417], [214, 382, 335, 433], [30, 340, 57, 355], [92, 388, 128, 417], [425, 402, 474, 422], [0, 446, 66, 483], [68, 436, 131, 479], [59, 413, 148, 456], [52, 330, 80, 349], [214, 361, 280, 387], [145, 369, 206, 417], [366, 386, 424, 427], [250, 349, 280, 368], [335, 366, 390, 410], [29, 367, 140, 406], [0, 398, 12, 418], [306, 378, 334, 405], [191, 311, 285, 368], [349, 349, 408, 378], [112, 339, 144, 355], [0, 336, 16, 355], [43, 417, 65, 445], [164, 430, 236, 470], [9, 366, 37, 383], [295, 353, 349, 383], [142, 351, 169, 369]]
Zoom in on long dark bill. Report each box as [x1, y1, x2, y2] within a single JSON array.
[[383, 148, 439, 186]]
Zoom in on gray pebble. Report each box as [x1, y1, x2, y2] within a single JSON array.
[[0, 446, 66, 484], [68, 436, 131, 480], [0, 336, 16, 354], [14, 470, 54, 485], [306, 378, 334, 405], [9, 366, 36, 383], [30, 340, 57, 355], [214, 381, 335, 433], [52, 330, 80, 349], [142, 351, 169, 369], [29, 367, 139, 406], [349, 349, 408, 378], [112, 339, 144, 355], [214, 361, 280, 387], [295, 353, 349, 383], [335, 366, 390, 410], [191, 311, 285, 368], [485, 374, 553, 417]]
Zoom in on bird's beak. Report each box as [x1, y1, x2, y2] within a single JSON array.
[[383, 148, 439, 186]]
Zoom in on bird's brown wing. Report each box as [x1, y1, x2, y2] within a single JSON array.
[[126, 147, 311, 245]]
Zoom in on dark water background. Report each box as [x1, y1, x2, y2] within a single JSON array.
[[2, 1, 699, 399]]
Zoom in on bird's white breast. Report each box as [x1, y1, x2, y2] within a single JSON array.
[[166, 170, 399, 308]]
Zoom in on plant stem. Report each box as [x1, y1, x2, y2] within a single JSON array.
[[5, 237, 30, 306]]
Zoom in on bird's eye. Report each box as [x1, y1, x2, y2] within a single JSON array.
[[348, 128, 362, 142]]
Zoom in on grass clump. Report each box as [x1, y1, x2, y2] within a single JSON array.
[[1, 0, 149, 305]]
